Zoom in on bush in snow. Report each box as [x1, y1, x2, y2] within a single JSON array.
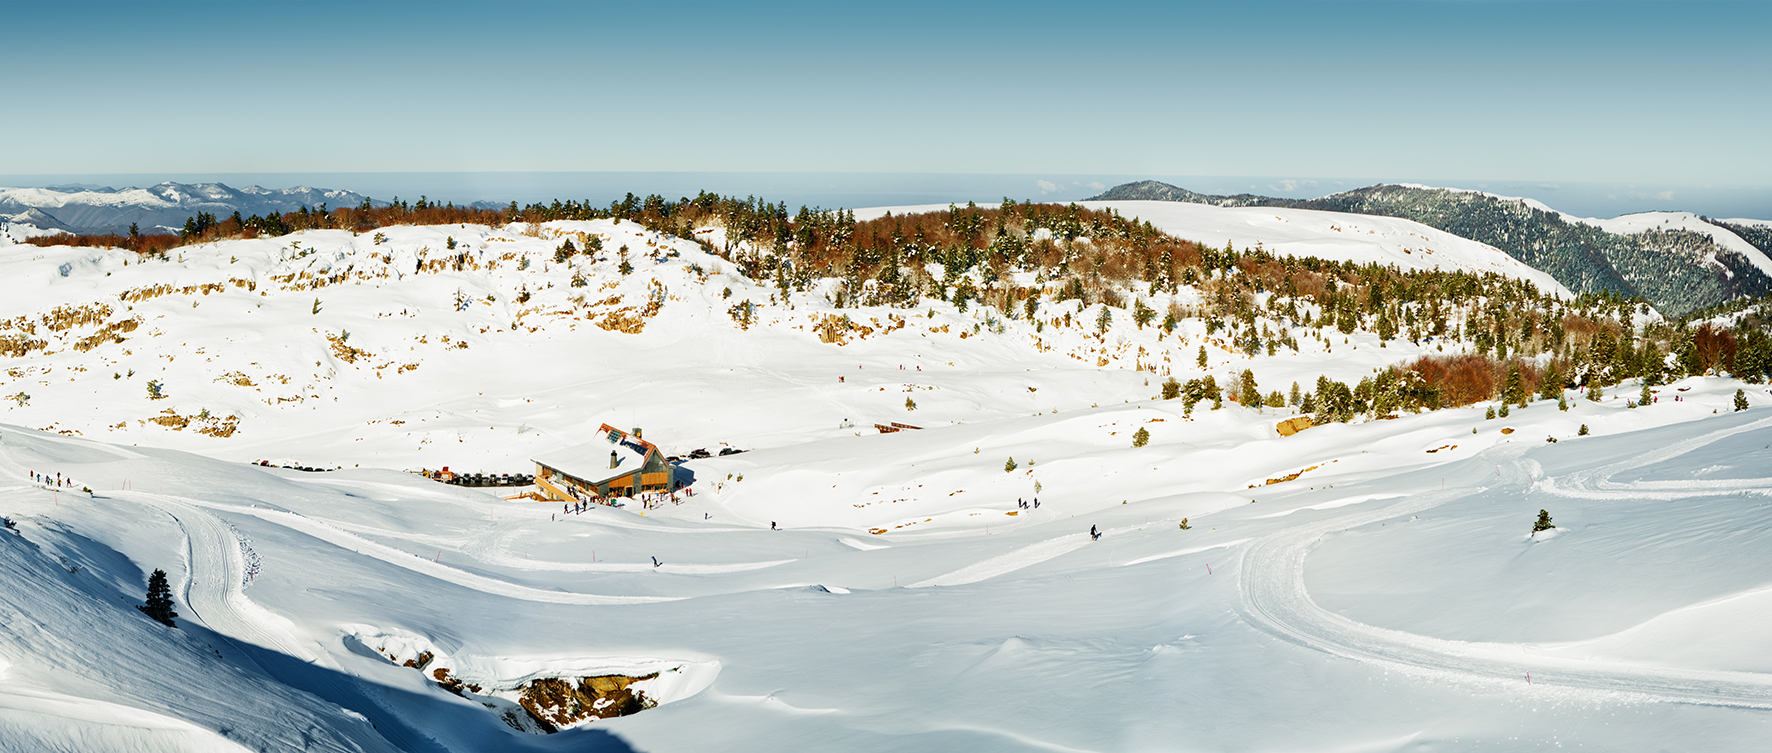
[[1132, 427, 1150, 447], [1160, 377, 1181, 400], [1532, 509, 1555, 534], [1578, 424, 1590, 435], [1736, 389, 1749, 412], [1004, 457, 1017, 472]]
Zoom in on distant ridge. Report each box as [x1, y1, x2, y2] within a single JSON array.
[[1088, 180, 1772, 316], [0, 182, 374, 236]]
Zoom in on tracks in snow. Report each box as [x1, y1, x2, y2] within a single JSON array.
[[1237, 420, 1772, 708]]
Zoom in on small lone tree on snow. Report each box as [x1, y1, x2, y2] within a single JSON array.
[[905, 397, 917, 411], [140, 569, 177, 627], [1160, 377, 1182, 401], [1736, 389, 1749, 412], [1004, 457, 1017, 473], [1578, 424, 1590, 436], [1532, 509, 1555, 535], [1132, 427, 1150, 447]]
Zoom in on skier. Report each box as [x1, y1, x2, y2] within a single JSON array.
[[771, 521, 778, 530], [1090, 525, 1100, 541], [651, 556, 661, 568]]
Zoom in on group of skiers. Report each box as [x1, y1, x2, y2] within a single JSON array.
[[27, 471, 76, 489], [1017, 497, 1039, 510]]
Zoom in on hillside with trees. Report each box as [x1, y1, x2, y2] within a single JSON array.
[[1089, 181, 1772, 316]]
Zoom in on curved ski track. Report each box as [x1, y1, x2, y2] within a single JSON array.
[[1238, 417, 1772, 708]]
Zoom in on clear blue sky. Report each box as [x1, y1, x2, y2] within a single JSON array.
[[4, 0, 1768, 188]]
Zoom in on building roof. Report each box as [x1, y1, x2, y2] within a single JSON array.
[[532, 425, 658, 484]]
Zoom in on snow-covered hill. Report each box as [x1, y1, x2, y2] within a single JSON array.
[[4, 214, 1772, 751], [1084, 200, 1575, 296], [3, 366, 1768, 750], [0, 217, 1464, 476]]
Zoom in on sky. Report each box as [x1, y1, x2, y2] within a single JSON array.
[[3, 1, 1769, 211]]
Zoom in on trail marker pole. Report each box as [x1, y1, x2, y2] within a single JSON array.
[[1206, 563, 1212, 575], [434, 550, 440, 562]]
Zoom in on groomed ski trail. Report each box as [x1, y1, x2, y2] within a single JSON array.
[[1238, 425, 1772, 709]]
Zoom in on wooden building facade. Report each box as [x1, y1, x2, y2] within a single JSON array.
[[533, 424, 677, 503]]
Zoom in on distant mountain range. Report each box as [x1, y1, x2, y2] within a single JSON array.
[[0, 182, 373, 236], [1089, 180, 1772, 316]]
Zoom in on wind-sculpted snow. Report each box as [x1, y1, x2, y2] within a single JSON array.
[[1240, 421, 1772, 709], [3, 370, 1772, 749]]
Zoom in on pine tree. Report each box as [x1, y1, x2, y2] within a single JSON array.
[[1161, 377, 1181, 400], [1289, 381, 1302, 407], [1736, 388, 1749, 412], [1197, 346, 1208, 369], [1557, 393, 1569, 411], [1540, 364, 1564, 400], [1499, 402, 1510, 418], [1485, 406, 1496, 420], [1532, 509, 1555, 534], [1640, 382, 1653, 407], [1005, 457, 1017, 472], [1132, 427, 1149, 447], [1132, 298, 1156, 329], [140, 569, 177, 627], [1578, 424, 1590, 436], [1095, 306, 1113, 335], [1238, 370, 1259, 410], [1587, 383, 1603, 402], [1505, 364, 1525, 406]]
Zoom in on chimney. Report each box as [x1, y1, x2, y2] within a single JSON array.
[[609, 450, 618, 469]]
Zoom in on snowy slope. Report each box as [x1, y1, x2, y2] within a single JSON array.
[[4, 213, 1772, 751], [3, 374, 1770, 751], [1575, 211, 1772, 278], [856, 202, 1574, 297], [0, 218, 1444, 476]]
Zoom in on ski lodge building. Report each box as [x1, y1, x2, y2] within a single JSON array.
[[533, 424, 677, 502]]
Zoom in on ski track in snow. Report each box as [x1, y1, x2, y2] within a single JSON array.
[[133, 492, 680, 606], [1239, 419, 1772, 708], [128, 492, 320, 663], [908, 522, 1154, 587]]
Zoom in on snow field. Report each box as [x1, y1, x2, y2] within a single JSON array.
[[4, 213, 1772, 750], [3, 369, 1771, 750]]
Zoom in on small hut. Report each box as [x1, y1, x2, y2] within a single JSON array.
[[533, 424, 676, 502]]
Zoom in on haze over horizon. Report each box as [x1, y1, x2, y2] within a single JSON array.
[[5, 0, 1768, 196], [5, 172, 1770, 222]]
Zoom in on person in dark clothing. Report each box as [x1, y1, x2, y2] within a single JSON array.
[[651, 556, 661, 568]]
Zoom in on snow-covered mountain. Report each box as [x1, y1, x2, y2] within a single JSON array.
[[1090, 180, 1772, 316], [0, 182, 372, 235], [2, 212, 1771, 750]]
